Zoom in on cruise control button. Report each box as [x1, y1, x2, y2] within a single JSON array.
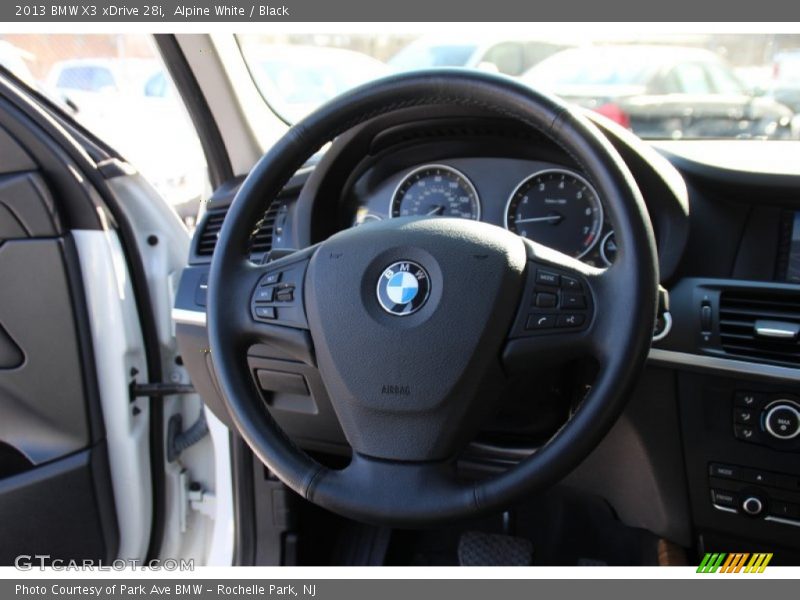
[[275, 286, 295, 302], [526, 314, 556, 329], [263, 272, 281, 285], [535, 270, 560, 286], [733, 408, 756, 425], [535, 292, 558, 308], [255, 306, 276, 319], [557, 313, 585, 328], [734, 424, 756, 441], [562, 293, 587, 309], [710, 489, 737, 509], [254, 286, 275, 302]]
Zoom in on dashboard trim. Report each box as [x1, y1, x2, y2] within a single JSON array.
[[765, 515, 800, 529], [172, 307, 800, 383], [173, 308, 207, 327], [648, 348, 800, 382]]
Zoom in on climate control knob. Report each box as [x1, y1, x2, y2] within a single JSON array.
[[764, 401, 800, 440]]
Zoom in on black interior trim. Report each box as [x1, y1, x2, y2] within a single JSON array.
[[231, 433, 256, 566]]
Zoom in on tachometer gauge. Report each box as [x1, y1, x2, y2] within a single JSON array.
[[505, 168, 603, 259], [391, 164, 480, 220]]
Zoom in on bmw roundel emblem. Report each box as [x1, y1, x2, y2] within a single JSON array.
[[376, 261, 430, 316]]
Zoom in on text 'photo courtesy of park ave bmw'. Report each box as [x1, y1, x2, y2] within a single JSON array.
[[2, 26, 800, 574]]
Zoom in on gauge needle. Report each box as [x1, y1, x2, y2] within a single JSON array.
[[426, 206, 444, 216], [515, 214, 563, 224]]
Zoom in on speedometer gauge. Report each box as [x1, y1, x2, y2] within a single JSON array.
[[391, 164, 481, 220], [505, 168, 603, 259]]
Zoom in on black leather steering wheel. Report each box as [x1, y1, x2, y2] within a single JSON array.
[[207, 70, 658, 526]]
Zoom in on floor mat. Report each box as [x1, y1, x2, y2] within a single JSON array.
[[384, 487, 659, 566]]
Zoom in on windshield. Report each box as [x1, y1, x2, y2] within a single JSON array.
[[238, 33, 800, 140], [388, 42, 478, 70]]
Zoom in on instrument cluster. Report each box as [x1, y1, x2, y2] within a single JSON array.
[[353, 158, 617, 267]]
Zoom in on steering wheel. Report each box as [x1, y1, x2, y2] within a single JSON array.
[[207, 70, 658, 526]]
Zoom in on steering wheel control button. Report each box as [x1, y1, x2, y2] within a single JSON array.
[[535, 270, 560, 286], [264, 271, 281, 285], [255, 306, 276, 320], [250, 260, 310, 328], [557, 313, 585, 328], [742, 496, 765, 517], [526, 314, 556, 330], [511, 262, 593, 338], [255, 286, 275, 303], [535, 292, 558, 308], [562, 293, 587, 309], [376, 261, 430, 316], [275, 285, 295, 302]]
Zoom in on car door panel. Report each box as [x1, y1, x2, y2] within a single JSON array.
[[0, 117, 119, 563]]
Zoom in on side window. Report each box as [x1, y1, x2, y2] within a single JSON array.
[[671, 63, 712, 94], [481, 43, 524, 76], [16, 35, 210, 227]]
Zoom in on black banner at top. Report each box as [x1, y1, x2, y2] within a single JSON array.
[[4, 0, 800, 22]]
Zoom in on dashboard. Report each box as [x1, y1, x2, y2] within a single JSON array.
[[350, 158, 616, 267], [174, 107, 800, 560]]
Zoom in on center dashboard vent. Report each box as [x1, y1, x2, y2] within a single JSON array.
[[195, 201, 283, 258], [719, 289, 800, 366]]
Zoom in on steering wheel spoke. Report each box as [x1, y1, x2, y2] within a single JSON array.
[[227, 248, 317, 365], [308, 454, 475, 525]]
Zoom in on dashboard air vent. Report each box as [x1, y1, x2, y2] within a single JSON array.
[[249, 201, 281, 255], [719, 289, 800, 366], [195, 210, 226, 256], [195, 201, 283, 258]]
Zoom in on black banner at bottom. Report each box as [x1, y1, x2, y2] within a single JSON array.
[[3, 578, 797, 600]]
